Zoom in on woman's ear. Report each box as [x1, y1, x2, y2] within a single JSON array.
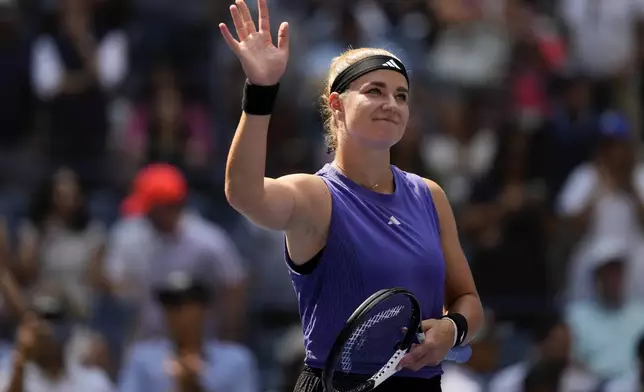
[[329, 92, 343, 112]]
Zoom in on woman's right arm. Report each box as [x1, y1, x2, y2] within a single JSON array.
[[221, 0, 321, 233], [225, 113, 319, 231]]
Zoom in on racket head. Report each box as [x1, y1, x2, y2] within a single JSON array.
[[322, 288, 422, 392]]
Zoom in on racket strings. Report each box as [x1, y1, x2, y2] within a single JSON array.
[[335, 296, 413, 378], [324, 289, 471, 392], [340, 304, 405, 373]]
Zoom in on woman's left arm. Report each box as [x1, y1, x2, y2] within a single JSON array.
[[426, 179, 484, 345]]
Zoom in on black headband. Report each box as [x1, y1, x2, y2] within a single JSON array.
[[330, 55, 409, 94]]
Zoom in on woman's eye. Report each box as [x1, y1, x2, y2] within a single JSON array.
[[367, 88, 381, 95], [396, 94, 408, 102]]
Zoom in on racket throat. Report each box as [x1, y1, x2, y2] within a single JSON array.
[[368, 348, 407, 388]]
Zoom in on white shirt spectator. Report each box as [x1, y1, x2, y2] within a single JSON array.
[[0, 359, 113, 392], [105, 211, 246, 338], [557, 162, 644, 302], [559, 0, 644, 77], [18, 220, 106, 318], [441, 364, 483, 392], [489, 361, 600, 392], [604, 369, 640, 392], [429, 0, 511, 87], [421, 127, 497, 207], [30, 31, 128, 101]]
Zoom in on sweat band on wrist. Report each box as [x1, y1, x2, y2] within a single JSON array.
[[443, 317, 458, 347], [441, 312, 468, 347], [242, 79, 279, 116]]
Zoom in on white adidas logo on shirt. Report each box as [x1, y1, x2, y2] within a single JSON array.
[[387, 216, 401, 226], [382, 60, 401, 70]]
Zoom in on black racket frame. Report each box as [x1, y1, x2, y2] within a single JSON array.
[[322, 288, 423, 392]]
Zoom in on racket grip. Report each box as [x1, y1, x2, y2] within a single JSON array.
[[443, 345, 472, 363]]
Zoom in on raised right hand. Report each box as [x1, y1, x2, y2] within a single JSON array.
[[219, 0, 290, 86]]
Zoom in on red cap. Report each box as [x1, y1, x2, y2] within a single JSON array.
[[120, 164, 187, 217]]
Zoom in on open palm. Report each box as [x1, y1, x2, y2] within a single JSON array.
[[219, 0, 290, 86]]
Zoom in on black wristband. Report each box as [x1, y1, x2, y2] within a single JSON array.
[[441, 313, 468, 347], [242, 79, 280, 115]]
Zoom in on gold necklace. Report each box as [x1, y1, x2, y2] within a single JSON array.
[[333, 162, 380, 190]]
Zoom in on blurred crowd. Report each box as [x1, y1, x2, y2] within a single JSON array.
[[2, 0, 644, 391]]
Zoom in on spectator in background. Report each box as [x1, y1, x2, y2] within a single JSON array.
[[510, 37, 551, 136], [127, 0, 212, 102], [489, 314, 598, 392], [271, 325, 305, 392], [523, 360, 566, 392], [566, 242, 644, 381], [558, 0, 643, 131], [104, 164, 248, 342], [557, 111, 644, 302], [536, 75, 598, 207], [30, 0, 127, 189], [462, 130, 550, 328], [121, 62, 212, 176], [0, 286, 113, 392], [16, 167, 106, 321], [232, 217, 299, 389], [420, 95, 498, 210], [440, 363, 482, 392], [605, 333, 644, 392], [118, 272, 259, 392], [428, 0, 512, 89]]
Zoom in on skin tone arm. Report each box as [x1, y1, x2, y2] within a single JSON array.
[[221, 0, 298, 230], [427, 180, 484, 345], [225, 114, 329, 247], [225, 114, 307, 231], [221, 1, 331, 264]]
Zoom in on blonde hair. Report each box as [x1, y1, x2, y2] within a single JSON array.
[[320, 48, 400, 153]]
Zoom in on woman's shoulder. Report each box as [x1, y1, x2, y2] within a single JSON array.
[[407, 171, 445, 202], [395, 168, 450, 213]]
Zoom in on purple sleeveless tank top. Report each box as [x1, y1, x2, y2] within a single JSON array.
[[285, 164, 446, 379]]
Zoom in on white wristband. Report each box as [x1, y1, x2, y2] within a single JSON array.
[[443, 317, 458, 347]]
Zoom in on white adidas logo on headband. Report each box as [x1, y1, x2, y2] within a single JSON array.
[[382, 59, 401, 70]]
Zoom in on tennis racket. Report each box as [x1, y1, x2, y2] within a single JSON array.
[[322, 288, 472, 392]]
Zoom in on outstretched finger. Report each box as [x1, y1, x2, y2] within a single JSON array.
[[257, 0, 271, 38], [277, 22, 289, 52], [219, 23, 240, 54], [229, 5, 248, 41], [397, 345, 427, 371], [236, 0, 257, 34]]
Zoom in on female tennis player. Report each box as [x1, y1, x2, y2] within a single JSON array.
[[220, 1, 484, 390]]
